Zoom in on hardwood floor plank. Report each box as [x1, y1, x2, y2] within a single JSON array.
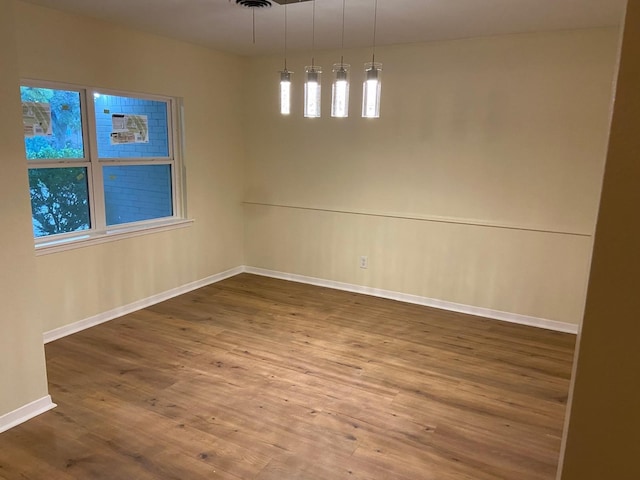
[[0, 273, 574, 479]]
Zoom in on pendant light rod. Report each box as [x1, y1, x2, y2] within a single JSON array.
[[311, 0, 316, 67], [340, 0, 346, 66], [283, 2, 288, 69], [371, 0, 378, 62]]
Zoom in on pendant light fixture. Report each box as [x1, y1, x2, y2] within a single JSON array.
[[304, 0, 322, 118], [279, 2, 292, 115], [362, 0, 382, 118], [331, 0, 350, 118]]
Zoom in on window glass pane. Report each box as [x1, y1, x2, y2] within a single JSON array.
[[104, 165, 173, 226], [29, 167, 91, 238], [94, 93, 169, 158], [20, 86, 84, 160]]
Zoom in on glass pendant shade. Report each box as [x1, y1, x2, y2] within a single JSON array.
[[280, 70, 292, 115], [331, 63, 350, 118], [304, 66, 322, 118], [362, 62, 382, 118]]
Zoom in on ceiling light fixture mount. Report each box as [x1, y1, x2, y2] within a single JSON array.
[[272, 0, 313, 4], [234, 0, 272, 7]]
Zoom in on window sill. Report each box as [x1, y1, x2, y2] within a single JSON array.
[[34, 218, 194, 256]]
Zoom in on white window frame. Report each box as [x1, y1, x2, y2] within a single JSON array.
[[21, 80, 190, 254]]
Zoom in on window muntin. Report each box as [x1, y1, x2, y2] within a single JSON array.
[[20, 81, 183, 245]]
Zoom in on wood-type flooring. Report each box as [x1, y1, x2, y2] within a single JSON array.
[[0, 273, 576, 479]]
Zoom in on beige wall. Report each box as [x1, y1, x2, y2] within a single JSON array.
[[244, 29, 619, 325], [14, 1, 247, 333], [559, 0, 640, 477], [0, 0, 49, 415]]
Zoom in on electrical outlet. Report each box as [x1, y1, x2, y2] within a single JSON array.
[[359, 256, 368, 269]]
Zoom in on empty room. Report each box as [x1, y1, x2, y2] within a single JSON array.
[[1, 0, 639, 478]]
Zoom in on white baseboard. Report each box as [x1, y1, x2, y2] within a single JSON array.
[[43, 266, 244, 343], [0, 395, 56, 434], [43, 263, 578, 344], [244, 266, 579, 334]]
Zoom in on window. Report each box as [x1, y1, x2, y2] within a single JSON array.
[[20, 82, 185, 249]]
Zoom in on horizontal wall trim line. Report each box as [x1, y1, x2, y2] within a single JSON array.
[[243, 201, 592, 238], [42, 266, 244, 344], [244, 266, 579, 335], [0, 396, 56, 434]]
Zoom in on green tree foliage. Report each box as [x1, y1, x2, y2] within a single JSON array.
[[29, 168, 90, 237], [21, 87, 89, 237]]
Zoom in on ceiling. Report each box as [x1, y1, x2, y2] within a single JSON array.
[[21, 0, 626, 56]]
